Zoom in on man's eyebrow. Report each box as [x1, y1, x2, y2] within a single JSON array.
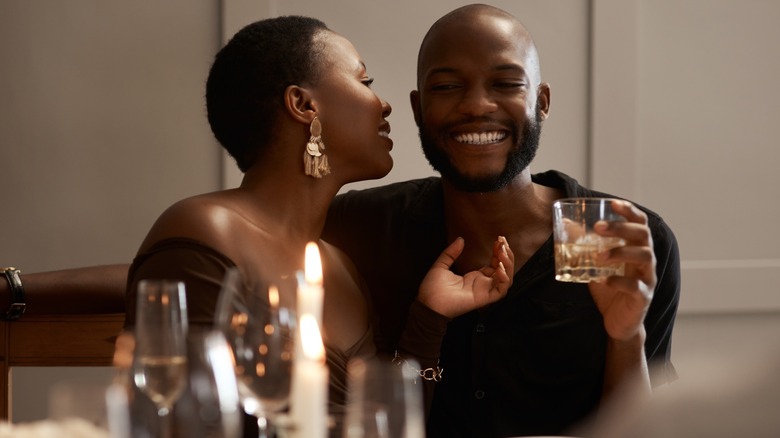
[[425, 64, 527, 76], [494, 64, 526, 74], [425, 67, 458, 77]]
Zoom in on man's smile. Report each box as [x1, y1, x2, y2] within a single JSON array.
[[452, 130, 508, 145]]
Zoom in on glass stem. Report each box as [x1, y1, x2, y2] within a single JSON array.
[[258, 415, 272, 438], [159, 408, 173, 438]]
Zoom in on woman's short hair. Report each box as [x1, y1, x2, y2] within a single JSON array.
[[206, 16, 329, 172]]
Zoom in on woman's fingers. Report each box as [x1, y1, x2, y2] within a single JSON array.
[[431, 236, 465, 270]]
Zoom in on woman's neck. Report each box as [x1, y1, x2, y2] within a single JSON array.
[[237, 165, 340, 244]]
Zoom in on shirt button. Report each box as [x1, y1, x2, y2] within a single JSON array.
[[475, 323, 485, 333], [474, 390, 485, 400]]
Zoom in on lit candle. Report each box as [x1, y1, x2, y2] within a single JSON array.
[[297, 241, 324, 327], [268, 284, 279, 308], [290, 314, 329, 438]]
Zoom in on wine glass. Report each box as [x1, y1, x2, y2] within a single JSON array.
[[343, 358, 424, 438], [132, 279, 189, 438], [170, 327, 243, 438], [215, 268, 297, 438]]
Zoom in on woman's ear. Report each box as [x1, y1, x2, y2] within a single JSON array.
[[285, 85, 318, 123]]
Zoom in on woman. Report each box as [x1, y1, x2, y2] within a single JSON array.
[[120, 15, 512, 437]]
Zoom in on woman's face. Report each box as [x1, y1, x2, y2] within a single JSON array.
[[308, 32, 393, 183]]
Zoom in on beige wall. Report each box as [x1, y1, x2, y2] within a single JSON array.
[[592, 0, 780, 313], [0, 1, 222, 272], [2, 0, 779, 423]]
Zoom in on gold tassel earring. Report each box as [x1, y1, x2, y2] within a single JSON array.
[[304, 116, 331, 178]]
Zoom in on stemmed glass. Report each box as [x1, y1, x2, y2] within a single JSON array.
[[343, 358, 424, 438], [132, 279, 189, 437], [174, 327, 243, 438], [216, 268, 297, 438]]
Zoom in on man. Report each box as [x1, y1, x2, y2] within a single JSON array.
[[1, 4, 679, 437], [322, 4, 679, 437]]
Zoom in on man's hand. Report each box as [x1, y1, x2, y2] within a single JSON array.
[[589, 200, 656, 341]]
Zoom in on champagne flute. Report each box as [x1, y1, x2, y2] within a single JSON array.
[[216, 268, 297, 438], [133, 279, 189, 437], [344, 358, 424, 438]]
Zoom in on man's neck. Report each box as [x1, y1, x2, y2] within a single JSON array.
[[442, 170, 561, 273]]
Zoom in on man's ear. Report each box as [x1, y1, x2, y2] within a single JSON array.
[[285, 84, 318, 123], [537, 82, 551, 121], [410, 90, 422, 127]]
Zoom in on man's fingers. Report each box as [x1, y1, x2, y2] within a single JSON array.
[[611, 200, 647, 225]]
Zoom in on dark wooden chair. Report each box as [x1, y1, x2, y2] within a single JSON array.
[[0, 276, 126, 420]]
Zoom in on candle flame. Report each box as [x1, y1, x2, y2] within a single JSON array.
[[304, 242, 323, 284], [299, 314, 325, 361], [268, 284, 279, 307]]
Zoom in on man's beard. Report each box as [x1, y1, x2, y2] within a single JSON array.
[[418, 109, 542, 192]]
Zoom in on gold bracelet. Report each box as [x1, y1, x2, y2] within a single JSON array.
[[392, 350, 444, 383]]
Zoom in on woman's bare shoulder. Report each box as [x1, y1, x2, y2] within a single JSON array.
[[137, 192, 241, 253], [319, 240, 361, 282]]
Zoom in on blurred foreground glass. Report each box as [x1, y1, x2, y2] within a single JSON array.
[[176, 328, 243, 438], [343, 358, 424, 438], [132, 279, 188, 437], [552, 198, 626, 283], [108, 328, 242, 438], [105, 375, 131, 438], [215, 268, 297, 438], [49, 379, 111, 433]]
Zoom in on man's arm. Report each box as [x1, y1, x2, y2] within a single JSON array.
[[603, 327, 651, 399], [592, 208, 681, 431], [0, 264, 129, 315]]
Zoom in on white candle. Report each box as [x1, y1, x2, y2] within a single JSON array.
[[297, 241, 324, 327], [290, 314, 329, 438], [268, 284, 279, 308]]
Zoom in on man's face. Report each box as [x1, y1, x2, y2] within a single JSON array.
[[411, 14, 548, 192]]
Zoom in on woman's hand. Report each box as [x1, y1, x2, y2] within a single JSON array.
[[418, 236, 514, 318]]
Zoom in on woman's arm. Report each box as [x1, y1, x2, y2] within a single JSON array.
[[397, 235, 514, 414]]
